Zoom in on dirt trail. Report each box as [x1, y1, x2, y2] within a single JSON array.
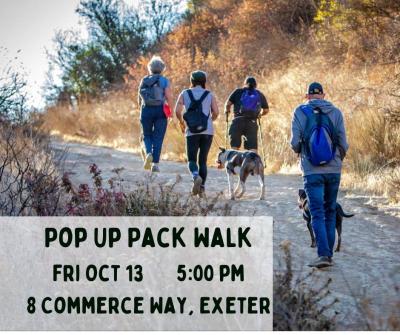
[[52, 140, 400, 330]]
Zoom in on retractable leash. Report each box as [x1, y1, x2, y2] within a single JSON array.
[[258, 117, 267, 168]]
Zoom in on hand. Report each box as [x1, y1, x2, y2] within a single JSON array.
[[225, 111, 229, 122], [338, 146, 346, 161]]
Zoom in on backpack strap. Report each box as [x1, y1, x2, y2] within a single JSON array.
[[300, 105, 318, 147], [150, 75, 160, 87], [186, 89, 195, 102], [186, 89, 209, 102], [198, 90, 209, 103], [301, 104, 340, 146], [143, 75, 160, 88], [152, 79, 159, 87], [300, 104, 314, 116], [314, 107, 323, 126]]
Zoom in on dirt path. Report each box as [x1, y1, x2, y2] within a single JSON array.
[[52, 140, 400, 330]]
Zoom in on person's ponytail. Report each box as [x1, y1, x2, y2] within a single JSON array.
[[244, 76, 257, 90]]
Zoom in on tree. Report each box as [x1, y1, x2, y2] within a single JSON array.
[[0, 48, 28, 122], [77, 0, 146, 71], [139, 0, 183, 43], [46, 30, 121, 101], [46, 0, 147, 103], [314, 0, 400, 64], [46, 0, 184, 104]]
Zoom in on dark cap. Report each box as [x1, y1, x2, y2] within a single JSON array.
[[244, 76, 257, 87], [308, 82, 324, 94], [191, 70, 207, 82]]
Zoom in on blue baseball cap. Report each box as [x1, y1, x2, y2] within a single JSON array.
[[308, 82, 324, 94]]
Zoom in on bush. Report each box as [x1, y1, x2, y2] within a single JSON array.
[[273, 241, 337, 330], [62, 164, 232, 216], [0, 124, 63, 215]]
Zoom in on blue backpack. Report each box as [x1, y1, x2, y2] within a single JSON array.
[[183, 89, 210, 133], [239, 89, 261, 119], [301, 105, 338, 166]]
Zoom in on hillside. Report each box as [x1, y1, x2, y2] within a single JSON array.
[[43, 0, 400, 200]]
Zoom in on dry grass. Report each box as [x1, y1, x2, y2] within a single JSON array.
[[43, 59, 400, 201], [0, 123, 64, 215], [125, 176, 231, 216], [359, 291, 400, 331], [41, 0, 400, 201], [61, 164, 232, 216], [274, 241, 400, 331], [273, 240, 337, 330], [43, 91, 140, 151]]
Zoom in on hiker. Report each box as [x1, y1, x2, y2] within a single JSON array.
[[138, 56, 173, 172], [224, 76, 269, 152], [174, 70, 219, 196], [290, 82, 349, 269]]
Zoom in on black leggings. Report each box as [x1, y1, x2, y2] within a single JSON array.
[[186, 135, 213, 185]]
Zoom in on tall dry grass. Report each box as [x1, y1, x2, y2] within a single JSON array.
[[0, 122, 64, 215], [43, 91, 139, 150], [42, 0, 400, 201], [43, 58, 400, 201]]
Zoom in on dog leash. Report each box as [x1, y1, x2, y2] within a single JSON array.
[[257, 117, 267, 168], [225, 112, 229, 148]]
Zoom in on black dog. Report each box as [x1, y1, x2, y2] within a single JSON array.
[[298, 189, 354, 252]]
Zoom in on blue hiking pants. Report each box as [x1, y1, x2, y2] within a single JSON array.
[[140, 105, 167, 163], [303, 173, 341, 258]]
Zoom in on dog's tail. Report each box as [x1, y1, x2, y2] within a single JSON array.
[[243, 152, 263, 176], [337, 204, 354, 218]]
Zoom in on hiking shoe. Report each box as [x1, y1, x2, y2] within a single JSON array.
[[151, 164, 160, 173], [308, 256, 332, 269], [199, 186, 205, 198], [191, 176, 203, 195], [144, 153, 153, 170]]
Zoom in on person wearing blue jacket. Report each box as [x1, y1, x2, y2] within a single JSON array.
[[290, 82, 349, 268]]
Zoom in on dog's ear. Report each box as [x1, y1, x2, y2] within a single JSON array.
[[298, 189, 306, 197], [219, 147, 226, 152]]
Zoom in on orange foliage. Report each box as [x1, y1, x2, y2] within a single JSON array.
[[45, 0, 400, 199]]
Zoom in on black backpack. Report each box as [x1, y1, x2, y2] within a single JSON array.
[[139, 75, 164, 106], [183, 90, 210, 133]]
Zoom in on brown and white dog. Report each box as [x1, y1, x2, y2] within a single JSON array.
[[216, 148, 265, 200]]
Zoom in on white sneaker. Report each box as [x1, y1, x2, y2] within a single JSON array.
[[144, 153, 153, 170]]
